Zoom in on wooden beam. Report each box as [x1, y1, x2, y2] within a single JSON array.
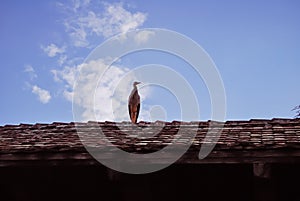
[[253, 163, 271, 179], [1, 149, 300, 167], [253, 163, 275, 201], [106, 168, 122, 182]]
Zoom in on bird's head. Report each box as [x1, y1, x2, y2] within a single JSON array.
[[133, 81, 141, 87]]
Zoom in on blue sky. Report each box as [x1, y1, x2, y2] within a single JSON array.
[[1, 0, 300, 125]]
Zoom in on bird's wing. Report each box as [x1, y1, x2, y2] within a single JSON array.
[[128, 105, 132, 119], [136, 103, 140, 123]]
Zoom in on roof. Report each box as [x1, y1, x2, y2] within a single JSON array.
[[1, 118, 300, 166]]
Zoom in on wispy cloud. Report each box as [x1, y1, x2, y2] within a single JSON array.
[[41, 43, 66, 57], [97, 2, 147, 37], [24, 65, 37, 80], [32, 85, 51, 104], [73, 0, 90, 12], [58, 55, 68, 66], [62, 2, 147, 47], [134, 30, 155, 44]]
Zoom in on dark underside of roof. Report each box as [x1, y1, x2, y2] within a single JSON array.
[[0, 118, 300, 166]]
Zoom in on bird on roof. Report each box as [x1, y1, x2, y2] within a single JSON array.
[[128, 81, 141, 124]]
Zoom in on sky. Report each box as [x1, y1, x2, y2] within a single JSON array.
[[0, 0, 300, 125]]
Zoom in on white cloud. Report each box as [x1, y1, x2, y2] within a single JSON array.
[[134, 30, 155, 44], [101, 3, 147, 37], [73, 0, 90, 12], [58, 55, 68, 66], [32, 85, 51, 104], [68, 27, 89, 47], [24, 65, 37, 80], [24, 64, 34, 73], [63, 2, 147, 47], [51, 69, 61, 82], [41, 43, 66, 57], [52, 58, 151, 122]]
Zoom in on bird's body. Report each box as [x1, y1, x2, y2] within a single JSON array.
[[128, 82, 141, 123]]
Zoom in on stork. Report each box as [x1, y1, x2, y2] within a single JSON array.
[[128, 81, 141, 123]]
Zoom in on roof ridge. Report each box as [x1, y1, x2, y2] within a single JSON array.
[[1, 118, 300, 127]]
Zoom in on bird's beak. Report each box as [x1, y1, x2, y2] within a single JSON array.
[[137, 82, 141, 85]]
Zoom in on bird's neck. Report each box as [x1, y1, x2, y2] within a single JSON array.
[[131, 86, 138, 95]]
